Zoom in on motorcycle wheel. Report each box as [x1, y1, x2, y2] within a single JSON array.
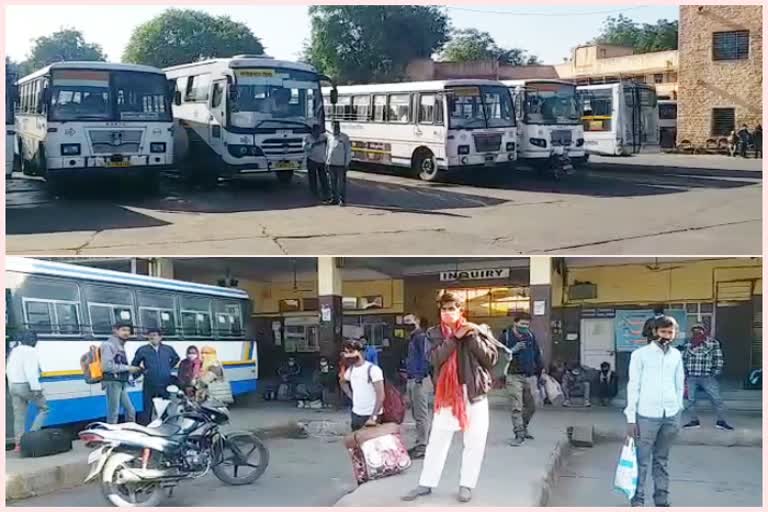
[[212, 431, 270, 485], [101, 453, 164, 507]]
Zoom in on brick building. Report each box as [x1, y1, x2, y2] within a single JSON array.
[[677, 5, 763, 146]]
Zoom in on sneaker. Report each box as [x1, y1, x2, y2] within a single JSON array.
[[563, 400, 571, 408], [408, 445, 426, 459], [524, 431, 535, 440], [508, 435, 526, 447], [401, 486, 431, 502], [338, 199, 345, 207], [297, 401, 305, 408], [683, 420, 701, 429], [716, 421, 735, 431], [458, 486, 472, 503], [584, 401, 592, 407]]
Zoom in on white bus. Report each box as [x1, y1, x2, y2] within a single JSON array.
[[5, 257, 257, 437], [658, 99, 677, 150], [165, 55, 336, 186], [5, 64, 17, 178], [323, 80, 517, 181], [578, 81, 660, 156], [504, 79, 586, 171], [14, 62, 174, 190]]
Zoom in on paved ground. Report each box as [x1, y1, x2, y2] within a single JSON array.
[[6, 154, 762, 255], [548, 443, 762, 507]]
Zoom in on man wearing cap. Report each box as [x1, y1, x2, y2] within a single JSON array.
[[101, 322, 142, 424], [132, 328, 180, 425], [6, 330, 49, 452], [681, 324, 734, 431]]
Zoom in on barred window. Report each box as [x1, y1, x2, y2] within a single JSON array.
[[713, 31, 749, 61], [711, 108, 735, 136]]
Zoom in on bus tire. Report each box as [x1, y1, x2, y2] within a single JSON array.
[[141, 172, 161, 195], [412, 149, 438, 181], [275, 170, 294, 184]]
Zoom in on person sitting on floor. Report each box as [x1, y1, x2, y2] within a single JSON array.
[[562, 360, 592, 407]]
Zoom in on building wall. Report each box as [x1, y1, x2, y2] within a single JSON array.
[[677, 5, 763, 145], [406, 58, 559, 81]]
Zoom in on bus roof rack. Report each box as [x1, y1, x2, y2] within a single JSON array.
[[231, 54, 273, 59]]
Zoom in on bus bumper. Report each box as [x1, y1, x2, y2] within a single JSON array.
[[47, 163, 173, 179], [448, 152, 516, 168]]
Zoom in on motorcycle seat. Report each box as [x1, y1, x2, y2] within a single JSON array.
[[121, 422, 180, 437]]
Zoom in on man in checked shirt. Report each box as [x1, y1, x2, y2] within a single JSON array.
[[681, 324, 734, 431]]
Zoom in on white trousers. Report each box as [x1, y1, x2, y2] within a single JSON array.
[[418, 395, 489, 489]]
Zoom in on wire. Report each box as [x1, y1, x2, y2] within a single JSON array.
[[445, 5, 652, 17]]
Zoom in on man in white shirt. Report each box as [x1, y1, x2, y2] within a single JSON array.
[[326, 121, 352, 207], [624, 316, 685, 507], [6, 331, 49, 451], [340, 339, 384, 431]]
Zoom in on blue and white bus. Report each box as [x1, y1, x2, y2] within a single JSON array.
[[5, 257, 257, 437]]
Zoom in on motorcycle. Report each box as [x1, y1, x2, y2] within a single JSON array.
[[79, 385, 269, 507]]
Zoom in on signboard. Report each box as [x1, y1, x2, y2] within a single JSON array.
[[615, 309, 687, 352], [440, 268, 510, 282], [582, 308, 616, 318], [533, 300, 546, 316]]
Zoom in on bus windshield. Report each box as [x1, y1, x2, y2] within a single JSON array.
[[49, 70, 171, 122], [580, 88, 613, 132], [230, 68, 322, 130], [523, 82, 580, 125], [447, 85, 515, 130]]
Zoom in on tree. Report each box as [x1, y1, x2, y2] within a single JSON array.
[[305, 6, 450, 83], [23, 28, 106, 72], [441, 28, 540, 66], [123, 9, 264, 68], [593, 14, 678, 53]]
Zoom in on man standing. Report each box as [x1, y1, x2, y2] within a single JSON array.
[[101, 322, 141, 424], [504, 312, 543, 446], [304, 124, 330, 203], [326, 121, 352, 207], [314, 356, 338, 408], [737, 124, 751, 158], [404, 314, 431, 459], [7, 331, 49, 452], [340, 339, 385, 431], [625, 316, 685, 507], [753, 124, 762, 159], [642, 306, 665, 342], [402, 293, 498, 504], [132, 328, 180, 425], [681, 324, 734, 431]]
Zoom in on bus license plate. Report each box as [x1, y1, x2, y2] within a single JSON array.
[[274, 161, 297, 170], [106, 161, 130, 168]]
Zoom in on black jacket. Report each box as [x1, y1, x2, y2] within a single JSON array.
[[132, 344, 180, 389]]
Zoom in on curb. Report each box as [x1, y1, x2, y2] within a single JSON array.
[[593, 425, 762, 447], [535, 434, 573, 506]]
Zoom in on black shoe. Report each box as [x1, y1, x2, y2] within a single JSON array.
[[630, 500, 644, 507], [655, 503, 670, 507], [402, 486, 431, 502], [408, 446, 426, 459], [716, 420, 735, 431], [683, 420, 701, 429]]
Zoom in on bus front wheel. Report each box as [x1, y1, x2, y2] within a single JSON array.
[[275, 170, 294, 184], [413, 150, 438, 181]]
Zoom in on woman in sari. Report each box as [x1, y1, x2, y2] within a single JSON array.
[[198, 346, 230, 403]]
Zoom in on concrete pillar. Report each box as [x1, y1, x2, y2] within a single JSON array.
[[530, 256, 553, 367], [317, 257, 343, 358], [149, 258, 174, 279]]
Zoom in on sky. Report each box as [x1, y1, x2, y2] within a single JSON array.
[[5, 5, 679, 66]]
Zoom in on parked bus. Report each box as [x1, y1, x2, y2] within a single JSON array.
[[5, 257, 257, 437], [14, 62, 174, 190], [578, 81, 659, 156], [165, 55, 337, 186], [323, 80, 517, 181], [658, 99, 677, 150], [504, 79, 586, 172], [5, 63, 17, 178]]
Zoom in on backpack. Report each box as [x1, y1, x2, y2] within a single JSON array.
[[80, 345, 103, 384], [367, 364, 406, 424]]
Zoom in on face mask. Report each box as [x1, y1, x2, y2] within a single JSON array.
[[440, 310, 461, 325], [343, 353, 360, 361], [517, 326, 530, 334], [288, 361, 295, 367], [658, 337, 673, 345], [188, 353, 198, 360]]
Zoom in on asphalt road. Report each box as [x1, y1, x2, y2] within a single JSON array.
[[548, 442, 762, 507], [9, 437, 356, 507], [6, 154, 762, 255]]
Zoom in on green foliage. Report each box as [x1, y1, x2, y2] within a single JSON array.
[[123, 9, 264, 68], [593, 14, 678, 53], [22, 28, 106, 75], [442, 28, 540, 66]]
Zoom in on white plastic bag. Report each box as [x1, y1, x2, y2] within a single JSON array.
[[614, 437, 639, 500], [542, 374, 564, 405], [528, 376, 544, 407]]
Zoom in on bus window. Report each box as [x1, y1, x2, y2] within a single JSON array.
[[581, 89, 613, 132], [388, 94, 411, 123], [373, 95, 387, 122], [138, 291, 177, 336], [659, 103, 677, 120], [352, 95, 371, 122], [23, 300, 54, 334], [85, 285, 135, 335], [419, 93, 441, 125], [213, 300, 244, 337], [181, 295, 212, 337], [16, 277, 82, 335]]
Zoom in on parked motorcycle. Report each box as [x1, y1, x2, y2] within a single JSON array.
[[79, 385, 269, 507]]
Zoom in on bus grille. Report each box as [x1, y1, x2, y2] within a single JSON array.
[[473, 133, 502, 153], [261, 138, 304, 157], [89, 130, 142, 154], [550, 130, 573, 147]]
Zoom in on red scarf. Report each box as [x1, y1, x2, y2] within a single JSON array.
[[691, 334, 707, 348], [435, 317, 469, 431]]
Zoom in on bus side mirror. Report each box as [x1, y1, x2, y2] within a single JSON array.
[[174, 91, 182, 106], [330, 87, 338, 105]]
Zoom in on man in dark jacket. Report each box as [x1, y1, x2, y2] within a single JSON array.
[[402, 292, 498, 504], [101, 322, 142, 424], [404, 314, 431, 459], [737, 124, 751, 158], [504, 312, 543, 446], [132, 328, 180, 425]]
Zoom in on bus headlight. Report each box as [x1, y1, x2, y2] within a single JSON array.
[[150, 142, 167, 153], [506, 142, 515, 151], [228, 145, 264, 158], [61, 143, 81, 156], [458, 145, 470, 155], [576, 138, 585, 147], [529, 138, 547, 148]]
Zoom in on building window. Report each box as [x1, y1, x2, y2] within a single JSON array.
[[711, 108, 735, 136], [654, 74, 664, 84], [713, 30, 750, 61], [444, 287, 530, 319], [667, 302, 715, 336]]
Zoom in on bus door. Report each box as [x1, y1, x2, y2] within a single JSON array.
[[623, 87, 642, 154], [208, 79, 227, 156], [414, 92, 445, 159]]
